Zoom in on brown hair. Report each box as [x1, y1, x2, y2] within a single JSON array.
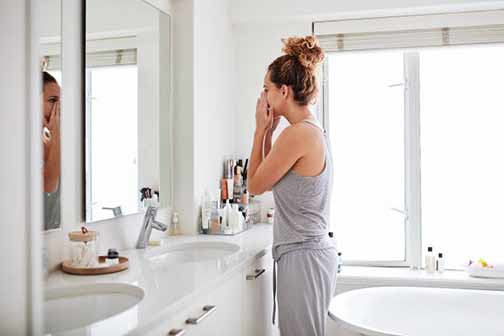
[[42, 71, 58, 91], [267, 36, 324, 106]]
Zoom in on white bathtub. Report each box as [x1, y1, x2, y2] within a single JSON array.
[[328, 286, 504, 336]]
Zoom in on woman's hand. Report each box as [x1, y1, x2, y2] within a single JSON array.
[[255, 91, 273, 133]]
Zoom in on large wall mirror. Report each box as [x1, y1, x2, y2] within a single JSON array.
[[41, 0, 62, 231], [84, 0, 171, 223]]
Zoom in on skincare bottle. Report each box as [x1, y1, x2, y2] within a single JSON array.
[[168, 212, 181, 236], [201, 190, 211, 234], [210, 207, 220, 233], [228, 204, 237, 233], [337, 252, 342, 273], [223, 200, 232, 228], [220, 179, 228, 201], [425, 246, 436, 273], [241, 189, 249, 205], [225, 160, 233, 201], [436, 253, 445, 273], [233, 166, 243, 203]]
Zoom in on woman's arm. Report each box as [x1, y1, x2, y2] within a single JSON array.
[[263, 117, 280, 159]]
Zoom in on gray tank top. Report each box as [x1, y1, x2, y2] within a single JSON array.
[[272, 119, 335, 261]]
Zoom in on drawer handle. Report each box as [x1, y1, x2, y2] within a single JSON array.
[[168, 329, 185, 336], [186, 305, 217, 325], [246, 268, 266, 280]]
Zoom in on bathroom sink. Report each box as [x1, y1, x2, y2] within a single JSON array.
[[44, 283, 144, 334], [147, 241, 241, 264]]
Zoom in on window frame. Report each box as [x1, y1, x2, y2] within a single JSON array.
[[318, 8, 504, 268]]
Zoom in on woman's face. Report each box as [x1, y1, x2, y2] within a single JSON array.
[[263, 71, 285, 118], [42, 82, 60, 124]]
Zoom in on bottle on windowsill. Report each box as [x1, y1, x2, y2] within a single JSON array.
[[436, 253, 445, 273], [425, 246, 436, 273]]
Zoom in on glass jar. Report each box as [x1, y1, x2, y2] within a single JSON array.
[[68, 227, 99, 268]]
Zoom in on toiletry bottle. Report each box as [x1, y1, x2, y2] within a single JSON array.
[[267, 208, 275, 224], [233, 165, 243, 203], [223, 200, 232, 230], [228, 204, 237, 233], [220, 179, 228, 201], [337, 252, 342, 273], [436, 253, 445, 273], [106, 248, 120, 266], [210, 207, 220, 234], [226, 160, 234, 202], [241, 189, 249, 205], [425, 246, 436, 273], [168, 212, 181, 236], [201, 190, 211, 234]]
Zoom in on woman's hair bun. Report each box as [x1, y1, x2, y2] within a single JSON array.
[[281, 36, 324, 70]]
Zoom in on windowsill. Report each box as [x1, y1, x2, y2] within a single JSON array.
[[337, 266, 504, 291]]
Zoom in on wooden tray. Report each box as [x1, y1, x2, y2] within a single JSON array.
[[61, 256, 129, 275]]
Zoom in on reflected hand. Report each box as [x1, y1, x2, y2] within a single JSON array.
[[43, 101, 61, 192]]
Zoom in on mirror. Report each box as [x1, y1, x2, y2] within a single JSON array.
[[41, 0, 62, 231], [84, 0, 171, 223]]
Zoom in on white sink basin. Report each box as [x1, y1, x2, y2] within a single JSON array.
[[147, 241, 241, 264], [45, 283, 144, 334]]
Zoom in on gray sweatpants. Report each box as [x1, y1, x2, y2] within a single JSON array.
[[276, 248, 338, 336]]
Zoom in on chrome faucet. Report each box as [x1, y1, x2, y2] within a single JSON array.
[[136, 206, 168, 249]]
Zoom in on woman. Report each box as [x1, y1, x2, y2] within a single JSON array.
[[42, 71, 61, 230], [247, 36, 337, 336]]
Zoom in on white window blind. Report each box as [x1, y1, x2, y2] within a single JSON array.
[[86, 49, 137, 68], [43, 49, 137, 71], [314, 10, 504, 52]]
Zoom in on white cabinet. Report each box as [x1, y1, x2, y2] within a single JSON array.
[[242, 251, 279, 336], [145, 272, 243, 336], [143, 250, 277, 336]]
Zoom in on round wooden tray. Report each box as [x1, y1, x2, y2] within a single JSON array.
[[61, 256, 129, 275]]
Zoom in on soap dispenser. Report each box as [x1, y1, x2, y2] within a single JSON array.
[[168, 211, 181, 236]]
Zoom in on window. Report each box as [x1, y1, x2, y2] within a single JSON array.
[[328, 51, 406, 263], [317, 9, 504, 269], [86, 65, 138, 222], [420, 45, 504, 268], [326, 44, 504, 269]]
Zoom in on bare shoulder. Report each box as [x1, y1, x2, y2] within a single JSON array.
[[278, 122, 321, 143]]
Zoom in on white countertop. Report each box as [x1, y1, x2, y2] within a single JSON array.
[[45, 224, 274, 336], [46, 223, 504, 335]]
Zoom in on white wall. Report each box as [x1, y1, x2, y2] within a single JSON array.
[[171, 0, 197, 232], [193, 0, 235, 220], [0, 1, 30, 333]]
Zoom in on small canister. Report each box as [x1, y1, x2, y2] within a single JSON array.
[[267, 208, 275, 224], [105, 248, 120, 266], [68, 227, 99, 268]]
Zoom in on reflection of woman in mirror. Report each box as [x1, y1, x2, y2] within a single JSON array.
[[42, 71, 61, 230]]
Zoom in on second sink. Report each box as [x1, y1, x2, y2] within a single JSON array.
[[146, 241, 241, 264]]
